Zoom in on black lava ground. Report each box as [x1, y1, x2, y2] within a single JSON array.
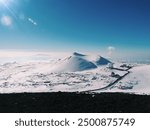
[[0, 92, 150, 113]]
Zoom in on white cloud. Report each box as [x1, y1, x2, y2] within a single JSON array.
[[107, 46, 116, 57], [1, 15, 12, 26], [108, 46, 115, 51], [28, 17, 37, 26]]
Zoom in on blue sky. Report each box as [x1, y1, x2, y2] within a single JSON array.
[[0, 0, 150, 58]]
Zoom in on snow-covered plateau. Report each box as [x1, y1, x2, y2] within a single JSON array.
[[0, 51, 150, 95]]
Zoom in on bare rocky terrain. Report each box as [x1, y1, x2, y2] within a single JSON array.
[[0, 92, 150, 113]]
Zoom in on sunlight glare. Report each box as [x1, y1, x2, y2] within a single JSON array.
[[0, 0, 11, 6]]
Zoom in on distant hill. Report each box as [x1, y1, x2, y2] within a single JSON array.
[[51, 52, 111, 72]]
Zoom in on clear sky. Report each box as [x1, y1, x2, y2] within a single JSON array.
[[0, 0, 150, 59]]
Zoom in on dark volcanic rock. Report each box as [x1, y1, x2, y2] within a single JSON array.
[[0, 92, 150, 113]]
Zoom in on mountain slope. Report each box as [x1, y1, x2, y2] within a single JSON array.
[[51, 55, 97, 72], [111, 65, 150, 94], [51, 52, 111, 72]]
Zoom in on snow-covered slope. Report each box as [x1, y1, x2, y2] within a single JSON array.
[[51, 56, 97, 72], [0, 52, 117, 93], [95, 56, 111, 66], [85, 55, 111, 66], [111, 65, 150, 94], [0, 51, 150, 95]]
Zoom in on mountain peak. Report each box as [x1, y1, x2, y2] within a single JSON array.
[[73, 52, 86, 57]]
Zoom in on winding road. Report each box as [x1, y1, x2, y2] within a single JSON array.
[[82, 67, 132, 93]]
